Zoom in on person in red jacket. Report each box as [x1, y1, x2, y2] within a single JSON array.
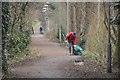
[[66, 32, 77, 55]]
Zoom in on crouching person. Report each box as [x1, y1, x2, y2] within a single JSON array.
[[65, 32, 77, 56]]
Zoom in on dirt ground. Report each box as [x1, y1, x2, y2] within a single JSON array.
[[10, 34, 71, 78], [9, 33, 118, 78]]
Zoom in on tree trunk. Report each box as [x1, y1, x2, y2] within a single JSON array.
[[118, 24, 120, 77], [2, 2, 9, 78]]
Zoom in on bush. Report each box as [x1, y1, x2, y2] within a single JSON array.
[[77, 32, 86, 50], [6, 31, 31, 60]]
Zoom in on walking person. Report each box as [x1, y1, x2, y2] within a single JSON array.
[[65, 32, 77, 56], [39, 27, 43, 34], [32, 26, 35, 34]]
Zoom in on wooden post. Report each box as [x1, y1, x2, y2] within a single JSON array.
[[118, 24, 120, 77], [107, 1, 112, 73], [118, 7, 120, 77], [0, 2, 2, 79]]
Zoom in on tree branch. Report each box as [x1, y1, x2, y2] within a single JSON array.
[[103, 2, 116, 45], [103, 2, 108, 30]]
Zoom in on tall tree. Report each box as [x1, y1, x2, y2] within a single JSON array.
[[2, 2, 10, 78]]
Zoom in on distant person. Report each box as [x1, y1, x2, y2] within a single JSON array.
[[65, 32, 77, 56], [39, 27, 43, 34], [32, 26, 34, 34]]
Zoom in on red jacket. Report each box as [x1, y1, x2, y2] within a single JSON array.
[[66, 32, 77, 45]]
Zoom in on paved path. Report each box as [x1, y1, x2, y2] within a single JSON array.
[[9, 23, 118, 78], [10, 34, 76, 78], [10, 34, 118, 78]]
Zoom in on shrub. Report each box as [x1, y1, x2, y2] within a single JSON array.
[[5, 31, 31, 60]]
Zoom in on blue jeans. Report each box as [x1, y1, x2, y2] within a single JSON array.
[[67, 41, 74, 55]]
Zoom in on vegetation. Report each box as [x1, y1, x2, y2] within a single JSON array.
[[45, 2, 120, 68], [2, 2, 37, 77], [1, 2, 120, 78]]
